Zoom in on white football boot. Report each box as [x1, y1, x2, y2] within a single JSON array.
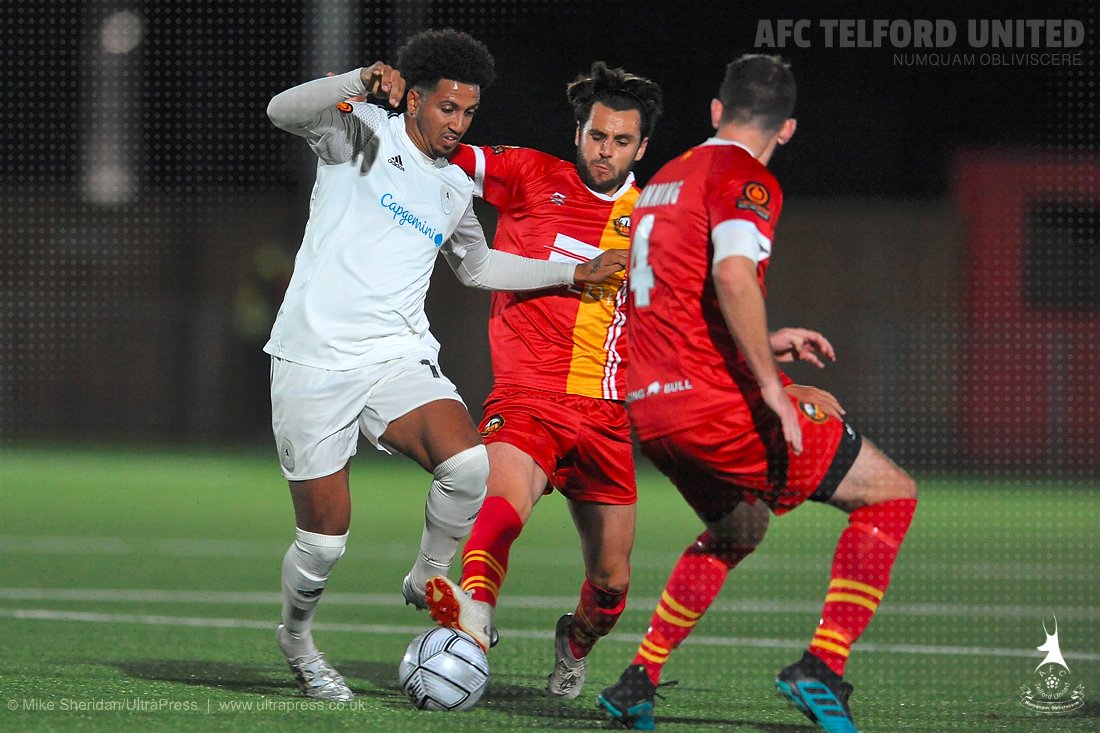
[[546, 613, 586, 699], [425, 575, 498, 652], [276, 625, 352, 701]]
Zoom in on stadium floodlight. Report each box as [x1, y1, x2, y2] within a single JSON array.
[[80, 7, 143, 205]]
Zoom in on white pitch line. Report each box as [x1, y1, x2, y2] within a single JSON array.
[[3, 536, 1098, 580], [2, 587, 1099, 620], [4, 607, 1099, 662]]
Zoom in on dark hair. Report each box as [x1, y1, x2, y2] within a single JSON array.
[[396, 28, 495, 93], [566, 61, 663, 139], [717, 54, 796, 133]]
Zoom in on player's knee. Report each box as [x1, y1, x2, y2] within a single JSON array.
[[696, 529, 761, 565], [433, 444, 490, 502], [289, 529, 348, 577], [585, 566, 630, 595], [703, 500, 770, 550], [884, 466, 918, 503]]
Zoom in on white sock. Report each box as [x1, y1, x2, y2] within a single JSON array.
[[280, 527, 347, 658], [410, 445, 488, 588]]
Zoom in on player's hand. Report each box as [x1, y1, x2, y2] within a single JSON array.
[[573, 248, 628, 284], [360, 62, 405, 107], [785, 383, 845, 419], [763, 381, 803, 455], [769, 327, 835, 368]]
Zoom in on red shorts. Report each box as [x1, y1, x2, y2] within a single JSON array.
[[478, 385, 636, 505], [637, 393, 862, 519]]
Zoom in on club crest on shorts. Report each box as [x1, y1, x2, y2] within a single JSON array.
[[1019, 617, 1085, 713], [798, 401, 828, 424], [480, 414, 505, 437], [335, 101, 353, 114]]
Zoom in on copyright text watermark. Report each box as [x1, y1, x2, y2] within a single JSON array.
[[6, 696, 375, 713]]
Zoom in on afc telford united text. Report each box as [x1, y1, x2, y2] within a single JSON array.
[[756, 19, 1084, 49]]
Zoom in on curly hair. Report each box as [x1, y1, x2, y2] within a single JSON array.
[[396, 29, 496, 93], [566, 61, 663, 139], [718, 54, 795, 133]]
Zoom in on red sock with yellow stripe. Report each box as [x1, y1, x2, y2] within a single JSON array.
[[632, 530, 757, 685], [567, 579, 626, 659], [459, 495, 523, 606], [810, 498, 917, 676]]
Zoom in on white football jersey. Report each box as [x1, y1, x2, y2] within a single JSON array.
[[265, 101, 475, 369]]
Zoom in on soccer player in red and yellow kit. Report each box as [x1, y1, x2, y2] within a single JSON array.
[[424, 62, 663, 699], [597, 55, 918, 733]]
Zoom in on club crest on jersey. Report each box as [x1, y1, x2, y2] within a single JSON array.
[[736, 181, 771, 220], [799, 401, 828, 424], [440, 186, 453, 214], [612, 215, 631, 238], [491, 145, 518, 155], [335, 101, 353, 114], [480, 414, 505, 436]]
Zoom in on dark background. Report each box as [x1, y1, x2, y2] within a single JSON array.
[[1, 0, 1097, 473], [3, 0, 1084, 196]]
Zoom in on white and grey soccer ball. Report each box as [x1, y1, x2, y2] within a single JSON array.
[[399, 627, 489, 711]]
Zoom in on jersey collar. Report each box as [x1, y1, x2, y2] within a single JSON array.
[[583, 171, 636, 202], [700, 137, 756, 158]]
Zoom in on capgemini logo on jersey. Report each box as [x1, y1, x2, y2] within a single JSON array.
[[380, 193, 445, 246]]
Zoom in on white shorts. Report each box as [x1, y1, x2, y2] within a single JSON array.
[[269, 355, 466, 481]]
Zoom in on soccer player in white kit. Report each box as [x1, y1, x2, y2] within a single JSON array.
[[264, 29, 627, 701]]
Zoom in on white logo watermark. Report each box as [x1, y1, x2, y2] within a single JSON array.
[[1019, 617, 1085, 714]]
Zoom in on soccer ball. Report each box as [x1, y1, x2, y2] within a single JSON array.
[[399, 626, 489, 711]]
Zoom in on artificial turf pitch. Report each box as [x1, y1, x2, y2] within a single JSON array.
[[1, 445, 1097, 732]]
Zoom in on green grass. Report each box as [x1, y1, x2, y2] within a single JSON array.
[[1, 445, 1098, 732]]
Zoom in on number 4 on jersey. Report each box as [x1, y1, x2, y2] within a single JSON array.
[[630, 214, 655, 307]]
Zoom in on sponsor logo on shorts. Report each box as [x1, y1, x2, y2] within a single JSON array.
[[799, 401, 828, 424], [480, 414, 505, 436]]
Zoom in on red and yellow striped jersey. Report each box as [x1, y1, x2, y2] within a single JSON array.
[[451, 144, 636, 400]]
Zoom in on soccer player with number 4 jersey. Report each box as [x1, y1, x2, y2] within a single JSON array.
[[424, 62, 663, 700], [598, 55, 918, 733]]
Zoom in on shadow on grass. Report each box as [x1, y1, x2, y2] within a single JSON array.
[[116, 660, 812, 730], [115, 659, 398, 700], [456, 673, 808, 731]]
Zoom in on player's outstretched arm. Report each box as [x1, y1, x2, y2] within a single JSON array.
[[770, 327, 835, 368], [443, 204, 576, 291], [713, 256, 803, 454], [267, 63, 403, 135], [443, 206, 626, 291]]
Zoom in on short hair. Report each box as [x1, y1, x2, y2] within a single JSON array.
[[566, 61, 664, 140], [718, 54, 796, 133], [396, 28, 496, 93]]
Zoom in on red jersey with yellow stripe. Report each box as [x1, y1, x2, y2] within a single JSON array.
[[451, 144, 636, 400]]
